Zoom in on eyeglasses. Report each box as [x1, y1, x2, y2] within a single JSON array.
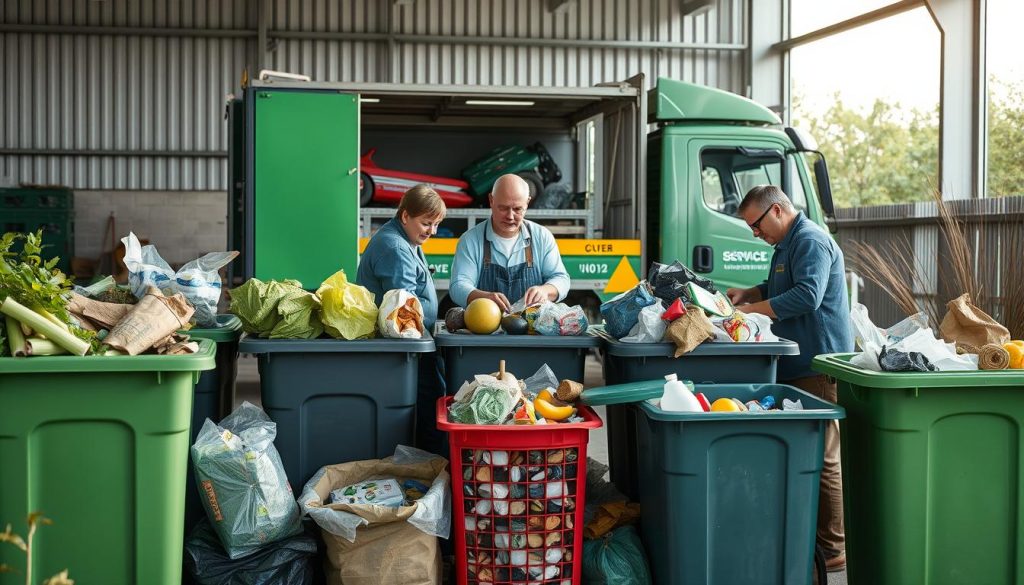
[[748, 204, 777, 233]]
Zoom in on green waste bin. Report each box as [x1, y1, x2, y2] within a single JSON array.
[[181, 314, 242, 531], [0, 340, 216, 585], [582, 380, 843, 585], [813, 353, 1024, 585], [599, 337, 799, 499], [434, 327, 601, 388], [238, 335, 434, 487]]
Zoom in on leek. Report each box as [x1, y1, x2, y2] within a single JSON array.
[[6, 315, 27, 357], [0, 297, 89, 356], [25, 337, 68, 356]]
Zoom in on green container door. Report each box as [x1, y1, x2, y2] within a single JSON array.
[[0, 343, 215, 585], [813, 354, 1024, 585], [253, 89, 359, 287]]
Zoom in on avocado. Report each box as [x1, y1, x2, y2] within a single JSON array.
[[445, 307, 466, 332], [501, 314, 530, 335]]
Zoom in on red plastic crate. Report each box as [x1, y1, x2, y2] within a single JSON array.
[[437, 397, 603, 585]]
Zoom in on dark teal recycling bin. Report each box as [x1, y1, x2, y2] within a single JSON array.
[[583, 380, 843, 585], [238, 334, 434, 487], [598, 337, 799, 499]]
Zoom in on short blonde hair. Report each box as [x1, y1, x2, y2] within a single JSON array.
[[397, 184, 447, 221]]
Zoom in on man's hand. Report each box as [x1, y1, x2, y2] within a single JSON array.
[[471, 290, 512, 312], [523, 285, 554, 306], [727, 286, 762, 306]]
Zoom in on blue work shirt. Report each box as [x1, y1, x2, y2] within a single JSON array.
[[449, 219, 570, 307], [756, 213, 854, 381], [356, 217, 439, 330]]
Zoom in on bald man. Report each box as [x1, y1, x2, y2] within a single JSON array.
[[449, 174, 569, 311]]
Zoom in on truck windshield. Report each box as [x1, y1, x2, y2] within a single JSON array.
[[700, 147, 806, 217]]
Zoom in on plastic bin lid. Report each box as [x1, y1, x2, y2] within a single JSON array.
[[638, 383, 844, 421], [434, 326, 602, 348], [579, 379, 664, 406], [0, 338, 217, 373], [813, 353, 1024, 388], [602, 335, 800, 358], [238, 332, 435, 354], [183, 314, 243, 342]]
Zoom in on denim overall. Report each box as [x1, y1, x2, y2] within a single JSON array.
[[477, 224, 544, 302]]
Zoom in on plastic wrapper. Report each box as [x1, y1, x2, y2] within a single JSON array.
[[122, 231, 238, 327], [229, 278, 322, 339], [317, 270, 378, 340], [449, 385, 519, 425], [522, 364, 559, 396], [298, 446, 450, 585], [377, 289, 424, 339], [600, 282, 657, 339], [191, 402, 303, 560], [850, 303, 887, 350], [534, 302, 589, 336], [710, 311, 779, 343], [620, 300, 667, 343], [582, 525, 652, 585], [647, 260, 718, 305], [184, 519, 318, 585]]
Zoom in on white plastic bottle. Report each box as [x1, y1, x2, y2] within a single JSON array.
[[660, 373, 703, 412]]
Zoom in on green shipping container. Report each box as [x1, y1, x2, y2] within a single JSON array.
[[813, 353, 1024, 585], [0, 341, 216, 585]]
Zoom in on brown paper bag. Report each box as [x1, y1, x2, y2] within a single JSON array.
[[105, 286, 195, 355], [663, 305, 716, 357], [938, 293, 1010, 347], [68, 292, 134, 330], [306, 458, 447, 585]]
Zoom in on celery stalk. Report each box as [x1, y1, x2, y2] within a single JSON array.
[[6, 315, 28, 357], [0, 297, 89, 356], [25, 337, 68, 356]]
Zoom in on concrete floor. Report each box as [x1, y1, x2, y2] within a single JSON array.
[[235, 350, 847, 584]]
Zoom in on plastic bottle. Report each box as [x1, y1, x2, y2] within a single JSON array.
[[660, 374, 703, 412]]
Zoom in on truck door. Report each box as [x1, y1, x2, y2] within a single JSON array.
[[686, 140, 808, 291]]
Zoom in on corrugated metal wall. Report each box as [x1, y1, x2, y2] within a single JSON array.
[[0, 0, 747, 191]]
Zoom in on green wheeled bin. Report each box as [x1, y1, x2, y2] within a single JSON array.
[[0, 340, 216, 585], [813, 353, 1024, 585], [182, 314, 243, 531], [599, 336, 799, 499], [238, 335, 434, 488], [435, 327, 601, 389], [582, 380, 844, 585]]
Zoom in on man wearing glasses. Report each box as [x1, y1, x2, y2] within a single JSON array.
[[726, 184, 853, 574], [450, 174, 569, 312]]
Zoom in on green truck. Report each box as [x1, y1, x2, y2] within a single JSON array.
[[229, 74, 834, 302]]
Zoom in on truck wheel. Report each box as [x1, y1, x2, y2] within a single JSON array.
[[359, 172, 375, 206], [516, 171, 544, 205]]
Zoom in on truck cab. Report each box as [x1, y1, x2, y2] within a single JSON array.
[[646, 78, 836, 291]]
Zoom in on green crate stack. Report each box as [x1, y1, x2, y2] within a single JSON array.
[[1, 187, 75, 274]]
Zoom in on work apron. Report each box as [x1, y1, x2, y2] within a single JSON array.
[[477, 224, 544, 304]]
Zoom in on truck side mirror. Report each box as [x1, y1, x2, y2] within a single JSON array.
[[812, 154, 838, 234]]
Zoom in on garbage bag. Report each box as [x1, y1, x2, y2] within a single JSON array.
[[377, 289, 425, 339], [647, 260, 718, 305], [599, 282, 657, 339], [229, 278, 322, 339], [534, 302, 589, 336], [582, 525, 652, 585], [317, 270, 378, 340], [122, 231, 238, 327], [184, 518, 318, 585], [620, 300, 666, 343], [878, 346, 938, 372], [299, 446, 450, 585], [191, 402, 303, 559]]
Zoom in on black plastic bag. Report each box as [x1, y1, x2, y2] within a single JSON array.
[[582, 525, 652, 585], [878, 346, 938, 372], [184, 519, 319, 585], [647, 261, 718, 305]]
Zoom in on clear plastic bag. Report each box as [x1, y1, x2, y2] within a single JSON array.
[[122, 232, 238, 327], [534, 302, 589, 336], [191, 402, 303, 559], [620, 300, 667, 344]]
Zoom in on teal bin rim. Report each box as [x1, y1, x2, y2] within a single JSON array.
[[0, 338, 216, 373], [639, 383, 845, 421], [813, 352, 1024, 388], [238, 332, 435, 354], [434, 326, 602, 348], [183, 314, 243, 342], [602, 335, 800, 357]]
